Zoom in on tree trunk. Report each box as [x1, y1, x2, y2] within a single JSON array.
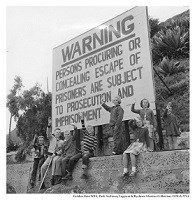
[[8, 114, 12, 145]]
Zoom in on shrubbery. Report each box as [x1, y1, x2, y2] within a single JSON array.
[[150, 11, 189, 132], [154, 59, 189, 131], [6, 140, 19, 153], [15, 144, 27, 162]]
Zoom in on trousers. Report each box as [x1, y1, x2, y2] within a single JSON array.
[[31, 157, 45, 183], [111, 125, 123, 154]]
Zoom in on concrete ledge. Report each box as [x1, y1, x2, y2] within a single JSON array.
[[7, 162, 32, 193], [7, 150, 189, 194], [46, 150, 189, 194]]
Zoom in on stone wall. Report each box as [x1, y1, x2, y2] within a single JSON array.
[[6, 143, 189, 194], [7, 149, 188, 194], [45, 150, 189, 194], [7, 162, 32, 193]]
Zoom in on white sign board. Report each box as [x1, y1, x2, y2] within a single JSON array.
[[52, 6, 156, 131]]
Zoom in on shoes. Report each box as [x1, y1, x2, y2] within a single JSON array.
[[122, 172, 129, 177], [80, 174, 88, 179], [55, 176, 62, 185], [40, 182, 46, 190], [50, 176, 55, 186], [129, 171, 136, 177], [63, 173, 73, 180], [30, 180, 35, 188], [112, 152, 117, 155]]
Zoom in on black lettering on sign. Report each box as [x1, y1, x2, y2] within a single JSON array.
[[129, 52, 141, 66], [55, 105, 63, 115], [95, 58, 123, 78], [85, 44, 123, 69], [55, 86, 86, 104], [56, 62, 82, 80], [55, 107, 102, 127], [118, 85, 134, 99], [90, 80, 103, 94], [107, 66, 143, 88], [61, 15, 134, 66], [55, 71, 90, 92], [66, 91, 112, 113], [129, 37, 141, 51]]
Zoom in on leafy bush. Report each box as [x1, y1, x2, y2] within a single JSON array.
[[154, 58, 189, 131], [151, 16, 189, 64], [165, 17, 189, 32], [6, 140, 19, 153], [15, 145, 27, 162], [157, 57, 187, 76], [149, 17, 162, 38], [152, 26, 189, 63]]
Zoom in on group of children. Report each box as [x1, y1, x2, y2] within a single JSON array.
[[30, 96, 181, 188], [30, 115, 97, 189]]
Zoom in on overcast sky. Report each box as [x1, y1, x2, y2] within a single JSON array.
[[6, 5, 189, 132]]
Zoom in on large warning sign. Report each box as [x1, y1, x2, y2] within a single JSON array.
[[52, 6, 156, 131]]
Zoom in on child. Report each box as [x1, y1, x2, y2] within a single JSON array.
[[101, 96, 124, 155], [61, 126, 78, 180], [40, 117, 64, 189], [131, 99, 157, 150], [163, 102, 181, 150], [64, 113, 97, 180], [50, 131, 64, 185], [122, 117, 152, 177], [30, 135, 47, 188]]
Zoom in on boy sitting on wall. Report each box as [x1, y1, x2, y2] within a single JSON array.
[[64, 113, 97, 180]]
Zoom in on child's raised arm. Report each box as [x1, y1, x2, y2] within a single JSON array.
[[131, 100, 140, 114], [101, 97, 112, 112], [46, 117, 53, 140], [69, 123, 78, 140], [78, 112, 87, 135]]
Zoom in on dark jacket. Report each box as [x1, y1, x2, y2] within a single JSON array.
[[102, 103, 124, 128], [62, 130, 77, 157], [163, 109, 180, 136], [33, 138, 47, 159]]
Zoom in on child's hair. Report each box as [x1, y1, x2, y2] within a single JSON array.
[[55, 128, 61, 131], [38, 135, 44, 140], [128, 119, 138, 130], [115, 96, 121, 104], [87, 125, 94, 130], [140, 98, 150, 108]]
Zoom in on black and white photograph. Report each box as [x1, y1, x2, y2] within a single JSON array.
[[4, 1, 192, 198]]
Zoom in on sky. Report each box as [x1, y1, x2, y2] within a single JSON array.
[[5, 5, 189, 133]]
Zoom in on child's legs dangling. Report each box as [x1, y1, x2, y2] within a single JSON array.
[[123, 153, 129, 173], [149, 138, 154, 151]]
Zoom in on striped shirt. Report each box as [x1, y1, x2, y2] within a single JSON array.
[[81, 119, 97, 153]]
